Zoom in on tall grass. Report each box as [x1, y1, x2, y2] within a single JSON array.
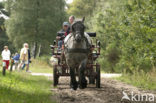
[[0, 56, 52, 73], [0, 56, 55, 103], [29, 56, 52, 73], [117, 69, 156, 90], [0, 71, 55, 103]]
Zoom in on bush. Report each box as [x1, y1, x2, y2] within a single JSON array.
[[86, 0, 156, 73]]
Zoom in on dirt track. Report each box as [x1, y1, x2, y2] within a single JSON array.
[[51, 76, 156, 103]]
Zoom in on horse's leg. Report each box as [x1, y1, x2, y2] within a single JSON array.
[[70, 67, 78, 90], [79, 60, 87, 89]]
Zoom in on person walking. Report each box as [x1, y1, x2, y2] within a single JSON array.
[[1, 46, 11, 70], [18, 43, 31, 72], [13, 53, 20, 70], [22, 48, 31, 70]]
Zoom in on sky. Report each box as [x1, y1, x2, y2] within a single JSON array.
[[66, 0, 73, 4]]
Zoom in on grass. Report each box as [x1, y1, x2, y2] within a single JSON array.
[[30, 57, 52, 73], [0, 70, 55, 103], [116, 69, 156, 90], [6, 55, 53, 73], [0, 56, 56, 103], [0, 56, 52, 73]]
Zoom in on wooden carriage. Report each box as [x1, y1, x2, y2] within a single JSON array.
[[50, 32, 101, 88]]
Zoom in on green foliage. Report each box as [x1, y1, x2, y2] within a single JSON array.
[[0, 71, 55, 103], [30, 56, 52, 73], [68, 0, 156, 73], [117, 69, 156, 90], [67, 0, 98, 17], [5, 0, 66, 54], [0, 2, 15, 52]]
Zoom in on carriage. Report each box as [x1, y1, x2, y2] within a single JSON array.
[[50, 32, 101, 88]]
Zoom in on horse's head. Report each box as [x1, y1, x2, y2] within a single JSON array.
[[71, 17, 85, 42]]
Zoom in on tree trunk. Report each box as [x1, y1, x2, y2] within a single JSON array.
[[37, 44, 41, 57], [32, 42, 37, 59]]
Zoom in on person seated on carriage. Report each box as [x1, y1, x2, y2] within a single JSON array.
[[56, 22, 69, 49], [61, 15, 75, 37], [69, 15, 75, 25], [56, 15, 76, 50], [66, 15, 75, 34]]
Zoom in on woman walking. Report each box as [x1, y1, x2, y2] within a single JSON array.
[[1, 46, 11, 75]]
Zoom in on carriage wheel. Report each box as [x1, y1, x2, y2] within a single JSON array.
[[53, 66, 59, 86], [89, 75, 95, 84], [88, 66, 95, 84], [96, 64, 100, 88]]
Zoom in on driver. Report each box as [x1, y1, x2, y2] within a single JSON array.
[[56, 22, 69, 49]]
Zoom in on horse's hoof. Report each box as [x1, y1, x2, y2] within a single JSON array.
[[70, 88, 75, 91], [73, 87, 77, 90], [83, 80, 88, 88], [79, 83, 87, 89], [73, 84, 78, 90], [83, 84, 87, 88], [70, 86, 78, 90], [79, 86, 85, 89], [70, 82, 78, 90]]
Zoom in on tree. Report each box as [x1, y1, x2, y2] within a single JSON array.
[[67, 0, 156, 73], [67, 0, 98, 17], [0, 1, 14, 52], [5, 0, 66, 57]]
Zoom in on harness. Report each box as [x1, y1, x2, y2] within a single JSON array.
[[65, 48, 90, 53], [64, 33, 91, 54]]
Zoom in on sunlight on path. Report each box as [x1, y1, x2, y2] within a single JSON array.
[[31, 73, 52, 77], [31, 73, 122, 78], [101, 73, 122, 78]]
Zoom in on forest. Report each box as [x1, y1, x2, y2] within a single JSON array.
[[68, 0, 156, 73], [0, 0, 66, 57], [0, 0, 156, 89], [0, 0, 156, 103]]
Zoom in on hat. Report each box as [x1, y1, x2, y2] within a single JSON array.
[[63, 22, 69, 26]]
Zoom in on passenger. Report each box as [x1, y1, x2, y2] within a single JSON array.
[[1, 46, 11, 70], [69, 15, 75, 25], [66, 15, 75, 35], [56, 22, 69, 49]]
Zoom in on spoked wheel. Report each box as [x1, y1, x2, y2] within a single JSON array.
[[53, 66, 59, 86], [96, 63, 100, 88], [89, 75, 95, 84], [87, 66, 95, 84]]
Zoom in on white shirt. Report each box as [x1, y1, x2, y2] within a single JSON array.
[[20, 48, 28, 55], [1, 50, 11, 60]]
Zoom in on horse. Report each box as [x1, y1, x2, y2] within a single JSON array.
[[64, 18, 91, 90]]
